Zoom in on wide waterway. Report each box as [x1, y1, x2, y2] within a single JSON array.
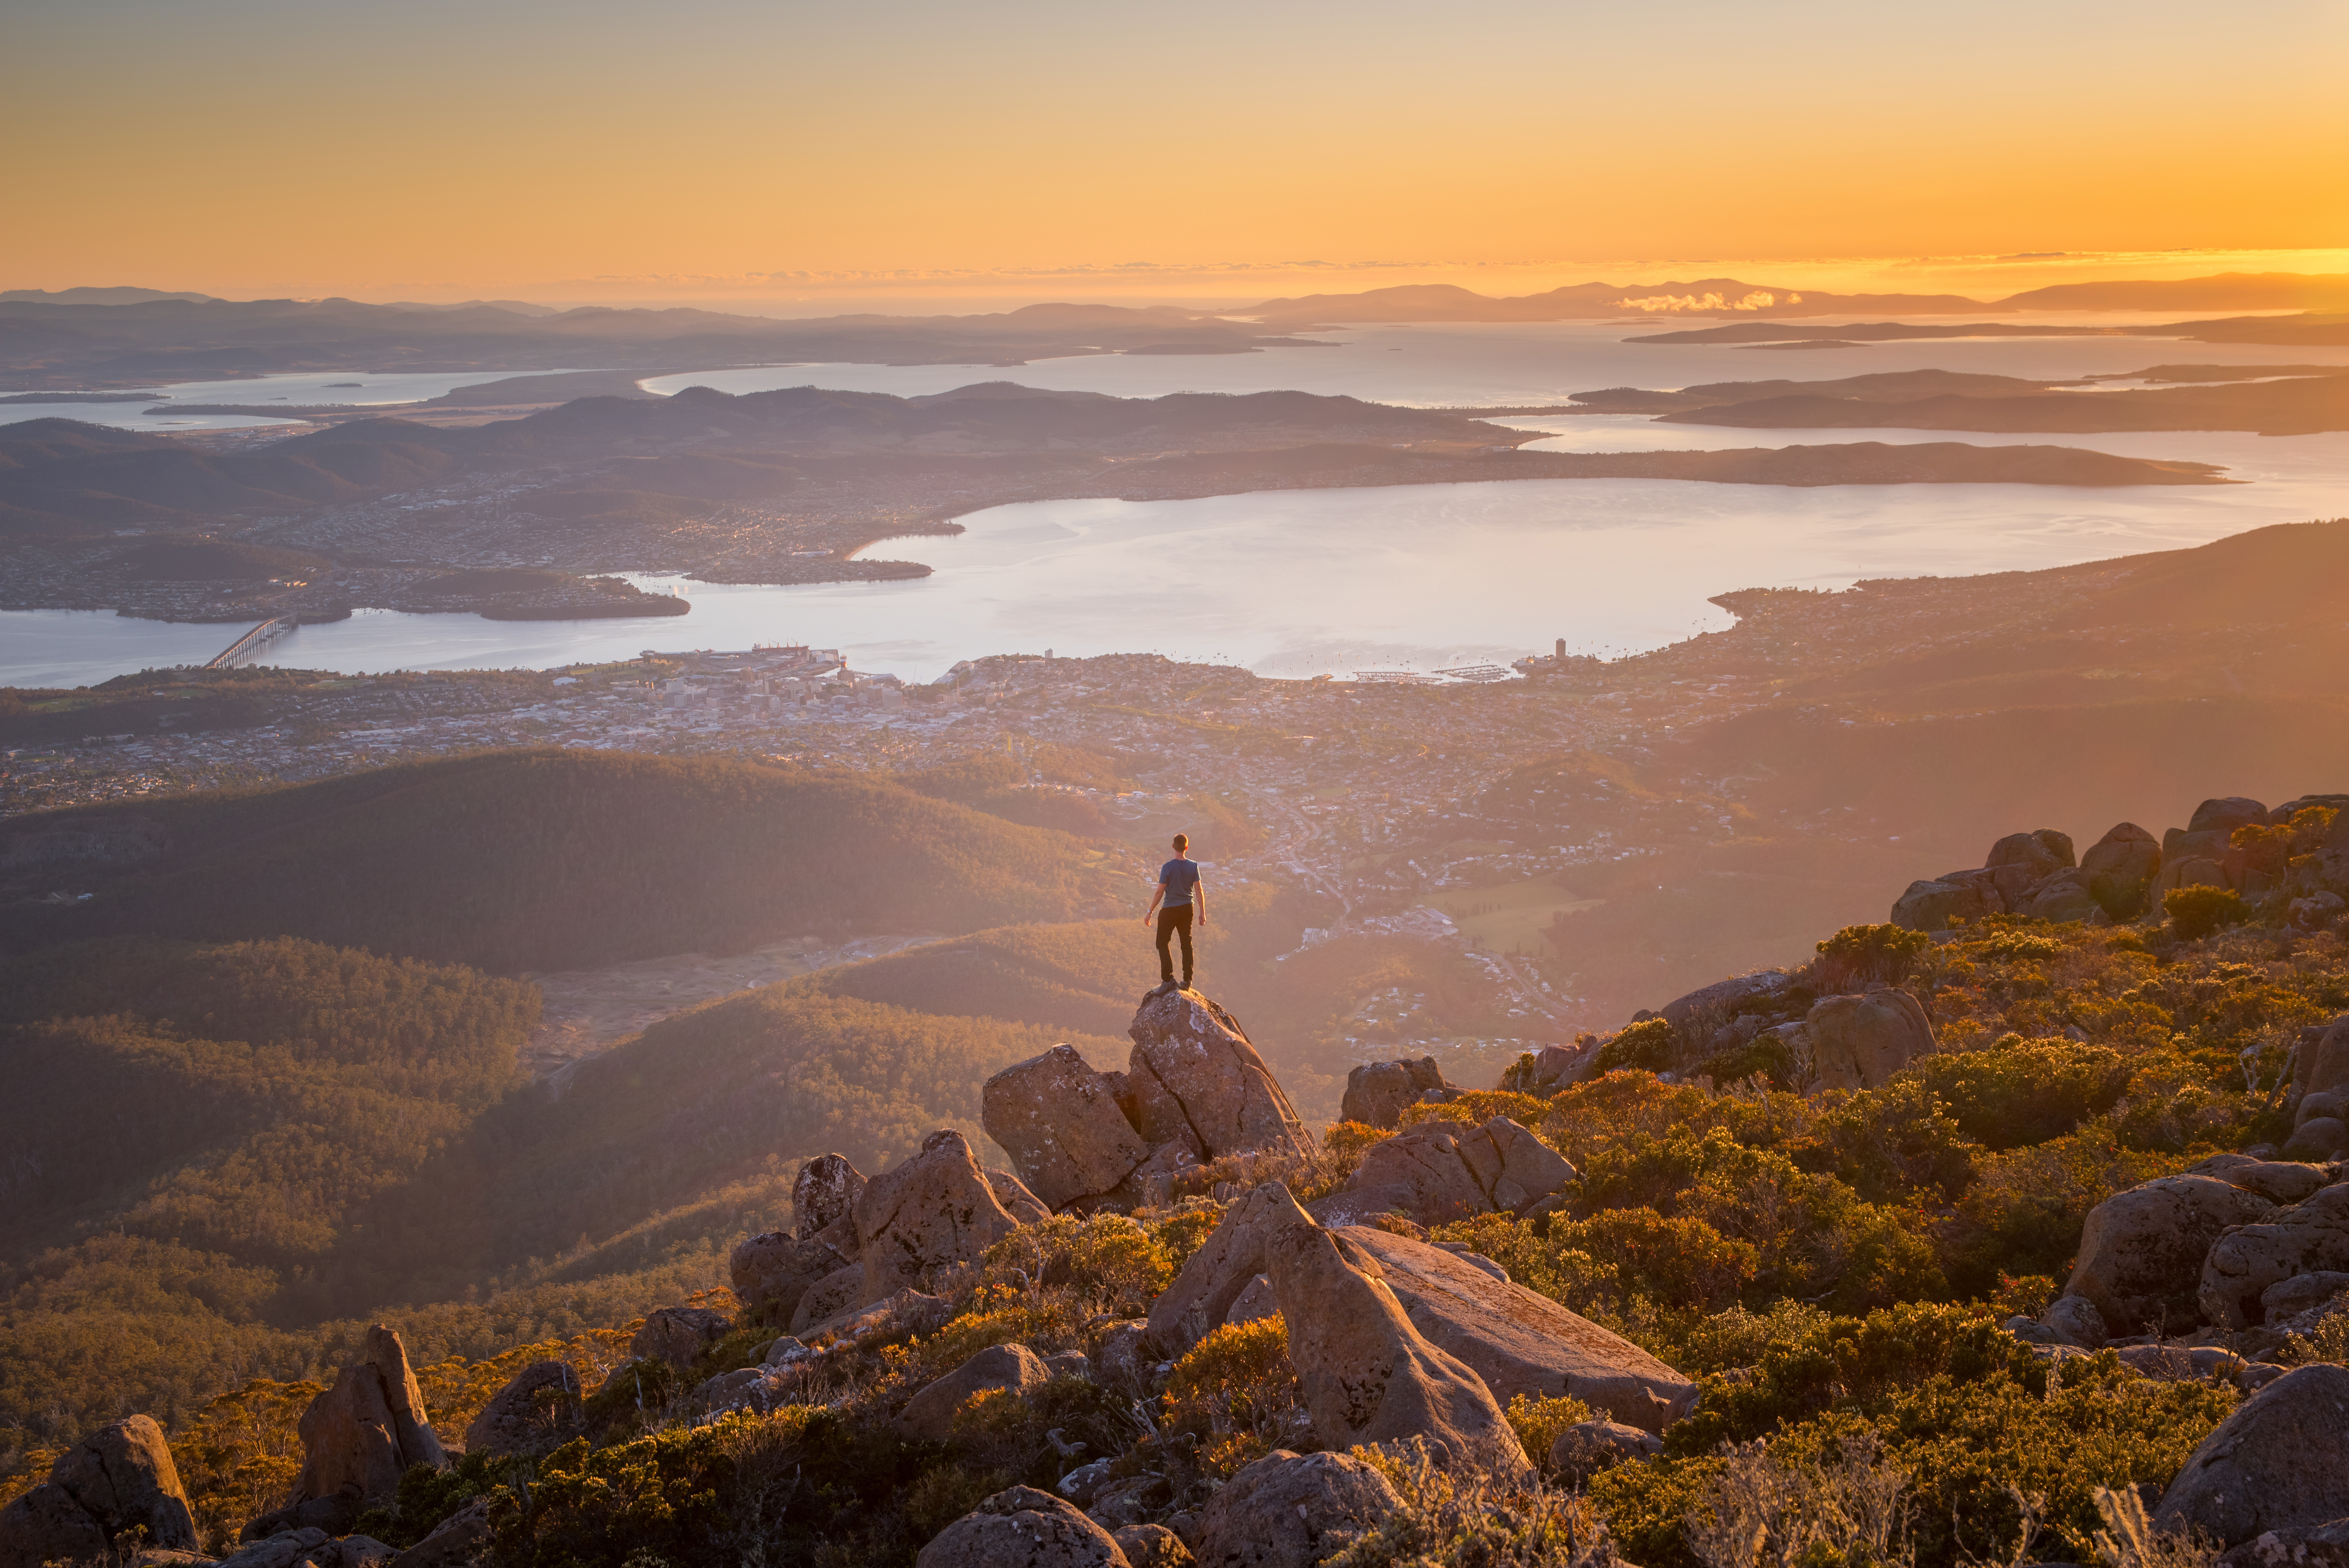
[[7, 322, 2348, 687]]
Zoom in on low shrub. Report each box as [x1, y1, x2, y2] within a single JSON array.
[[1162, 1317, 1299, 1477], [2165, 886, 2252, 942]]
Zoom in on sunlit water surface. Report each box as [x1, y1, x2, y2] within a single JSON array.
[[8, 323, 2347, 686]]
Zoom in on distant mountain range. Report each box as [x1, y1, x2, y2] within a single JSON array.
[[1240, 271, 2349, 325]]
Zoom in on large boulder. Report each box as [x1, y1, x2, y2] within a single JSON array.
[[2082, 823, 2163, 918], [2190, 798, 2273, 837], [1549, 1418, 1663, 1483], [790, 1263, 867, 1334], [1317, 1116, 1575, 1228], [2024, 869, 2103, 924], [2201, 1185, 2349, 1330], [290, 1325, 448, 1511], [1891, 873, 1999, 932], [0, 1415, 197, 1567], [796, 1153, 867, 1241], [916, 1485, 1133, 1568], [1193, 1450, 1400, 1568], [2194, 1153, 2337, 1208], [463, 1361, 584, 1458], [2155, 1363, 2349, 1548], [388, 1496, 492, 1568], [857, 1130, 1026, 1303], [730, 1231, 849, 1324], [984, 1045, 1152, 1211], [1985, 829, 2075, 908], [896, 1343, 1053, 1442], [630, 1305, 732, 1370], [1805, 988, 1936, 1091], [2298, 1015, 2349, 1105], [2065, 1176, 2275, 1338], [1260, 1189, 1533, 1481], [1342, 1057, 1456, 1131], [1112, 1524, 1193, 1568], [1149, 1183, 1318, 1356], [1123, 992, 1312, 1163], [1334, 1226, 1696, 1431], [988, 1168, 1054, 1226]]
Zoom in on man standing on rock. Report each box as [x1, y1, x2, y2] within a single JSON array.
[[1142, 833, 1206, 994]]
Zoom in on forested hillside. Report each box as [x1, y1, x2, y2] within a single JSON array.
[[0, 750, 1126, 971]]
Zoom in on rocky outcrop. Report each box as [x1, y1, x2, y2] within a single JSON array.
[[2082, 824, 2163, 917], [2156, 1363, 2349, 1547], [463, 1361, 583, 1458], [1111, 1524, 1193, 1568], [1317, 1115, 1574, 1228], [985, 1045, 1152, 1211], [916, 1485, 1133, 1568], [1985, 829, 2076, 908], [388, 1496, 491, 1568], [731, 1230, 851, 1325], [2201, 1185, 2349, 1329], [790, 1264, 867, 1335], [1805, 988, 1936, 1091], [288, 1325, 448, 1512], [1548, 1418, 1662, 1483], [896, 1343, 1053, 1442], [1193, 1450, 1400, 1568], [857, 1130, 1026, 1303], [988, 1168, 1054, 1226], [630, 1305, 732, 1370], [1123, 992, 1312, 1164], [796, 1153, 867, 1241], [1891, 873, 1999, 932], [1149, 1183, 1320, 1357], [1334, 1226, 1696, 1431], [0, 1415, 197, 1568], [1341, 1057, 1457, 1130], [1259, 1190, 1533, 1481], [2061, 1175, 2275, 1338]]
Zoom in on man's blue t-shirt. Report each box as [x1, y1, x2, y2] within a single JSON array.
[[1159, 857, 1201, 907]]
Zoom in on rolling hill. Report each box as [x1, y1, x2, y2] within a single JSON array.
[[0, 750, 1127, 971]]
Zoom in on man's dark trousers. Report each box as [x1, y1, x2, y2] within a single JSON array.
[[1156, 906, 1194, 986]]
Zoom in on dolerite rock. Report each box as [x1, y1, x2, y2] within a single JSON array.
[[1123, 992, 1312, 1163], [0, 1414, 197, 1567], [988, 1168, 1054, 1226], [1341, 1058, 1456, 1131], [218, 1529, 394, 1568], [1112, 1524, 1193, 1568], [2298, 1015, 2349, 1109], [241, 1493, 360, 1543], [984, 1044, 1152, 1210], [790, 1263, 867, 1335], [1259, 1189, 1534, 1481], [2201, 1185, 2349, 1329], [2195, 1153, 2337, 1207], [389, 1496, 491, 1568], [896, 1343, 1053, 1442], [916, 1485, 1133, 1568], [1149, 1183, 1332, 1356], [1223, 1275, 1279, 1327], [857, 1130, 1027, 1303], [290, 1325, 448, 1510], [2263, 1270, 2349, 1322], [1548, 1418, 1662, 1483], [1892, 873, 1999, 932], [796, 1153, 867, 1240], [2191, 797, 2273, 837], [2216, 1521, 2349, 1568], [2038, 1293, 2110, 1350], [2155, 1363, 2349, 1547], [1805, 988, 1935, 1091], [1094, 1321, 1153, 1396], [1318, 1115, 1575, 1228], [1334, 1226, 1696, 1431], [1985, 829, 2076, 908], [731, 1231, 850, 1324], [1193, 1450, 1400, 1568], [464, 1361, 583, 1457], [2024, 869, 2103, 923], [2065, 1176, 2274, 1336], [630, 1305, 732, 1370]]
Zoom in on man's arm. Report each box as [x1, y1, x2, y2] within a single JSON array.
[[1142, 880, 1166, 926], [1194, 879, 1207, 925]]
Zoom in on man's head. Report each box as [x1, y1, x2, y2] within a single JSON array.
[[1172, 834, 1189, 855]]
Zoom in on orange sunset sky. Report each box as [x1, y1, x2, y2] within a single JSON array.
[[5, 0, 2345, 309]]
